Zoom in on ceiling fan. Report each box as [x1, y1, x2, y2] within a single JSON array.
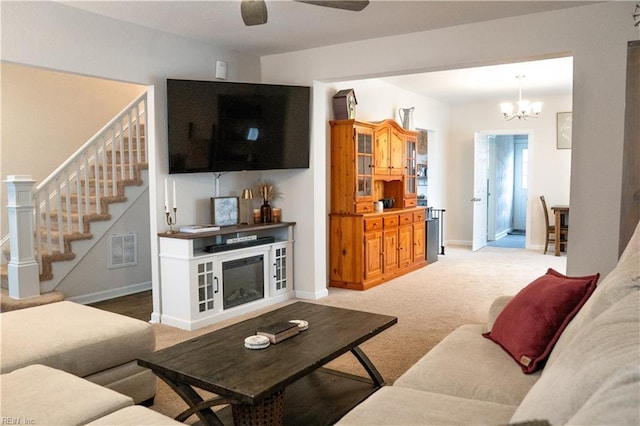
[[241, 0, 369, 26]]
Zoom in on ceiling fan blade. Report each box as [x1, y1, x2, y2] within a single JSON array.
[[241, 0, 268, 26], [295, 0, 369, 12]]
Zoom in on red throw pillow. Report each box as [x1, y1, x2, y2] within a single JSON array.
[[483, 268, 599, 374]]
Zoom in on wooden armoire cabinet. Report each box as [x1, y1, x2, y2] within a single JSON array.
[[329, 119, 427, 290]]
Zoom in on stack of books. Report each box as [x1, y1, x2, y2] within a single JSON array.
[[256, 321, 299, 344], [179, 224, 220, 233]]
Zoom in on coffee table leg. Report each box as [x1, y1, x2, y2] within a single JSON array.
[[155, 371, 226, 426], [351, 346, 385, 387]]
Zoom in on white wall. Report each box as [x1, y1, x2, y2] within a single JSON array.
[[448, 95, 572, 249], [60, 190, 152, 302], [262, 2, 639, 284], [1, 1, 261, 319]]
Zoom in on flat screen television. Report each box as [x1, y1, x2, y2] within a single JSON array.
[[167, 79, 311, 173]]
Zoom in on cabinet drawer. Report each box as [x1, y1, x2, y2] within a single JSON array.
[[383, 215, 399, 228], [399, 212, 413, 225], [413, 210, 425, 222], [356, 202, 374, 214], [364, 217, 383, 231], [404, 198, 417, 208]]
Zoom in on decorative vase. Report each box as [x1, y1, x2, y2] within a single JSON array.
[[260, 200, 272, 223]]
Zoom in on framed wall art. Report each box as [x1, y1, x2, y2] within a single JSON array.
[[557, 112, 572, 149], [417, 129, 428, 155], [210, 196, 239, 226]]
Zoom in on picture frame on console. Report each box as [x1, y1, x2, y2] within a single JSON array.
[[211, 197, 239, 226]]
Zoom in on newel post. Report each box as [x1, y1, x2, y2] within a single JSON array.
[[5, 175, 40, 298]]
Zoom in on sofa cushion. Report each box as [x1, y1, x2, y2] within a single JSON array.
[[483, 268, 599, 373], [394, 324, 540, 406], [0, 364, 133, 425], [566, 363, 640, 425], [0, 301, 155, 377], [87, 360, 158, 404], [487, 295, 513, 331], [545, 251, 640, 369], [87, 406, 183, 425], [510, 291, 640, 425], [336, 385, 518, 425]]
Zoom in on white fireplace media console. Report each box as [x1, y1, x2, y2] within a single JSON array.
[[158, 222, 295, 330]]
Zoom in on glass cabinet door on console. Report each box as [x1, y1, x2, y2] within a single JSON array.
[[195, 260, 221, 315], [271, 242, 292, 296]]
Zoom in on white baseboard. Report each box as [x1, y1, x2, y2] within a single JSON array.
[[296, 288, 329, 300], [68, 281, 152, 305], [447, 240, 471, 247], [494, 229, 510, 240]]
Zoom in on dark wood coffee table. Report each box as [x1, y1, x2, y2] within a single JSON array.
[[138, 301, 397, 425]]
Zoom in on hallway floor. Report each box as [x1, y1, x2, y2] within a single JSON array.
[[487, 231, 525, 249]]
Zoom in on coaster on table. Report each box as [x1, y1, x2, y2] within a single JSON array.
[[244, 335, 271, 350], [289, 319, 309, 331]]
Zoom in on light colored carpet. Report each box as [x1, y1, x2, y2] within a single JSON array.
[[149, 245, 566, 421]]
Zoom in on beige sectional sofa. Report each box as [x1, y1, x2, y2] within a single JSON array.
[[1, 300, 156, 404], [0, 301, 180, 424], [1, 364, 180, 425], [339, 223, 640, 425]]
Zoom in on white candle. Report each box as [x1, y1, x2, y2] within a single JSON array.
[[173, 180, 177, 209], [164, 178, 169, 213]]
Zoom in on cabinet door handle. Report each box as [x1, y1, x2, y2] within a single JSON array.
[[214, 277, 219, 294]]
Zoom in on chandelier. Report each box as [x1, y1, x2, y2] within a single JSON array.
[[500, 75, 543, 121]]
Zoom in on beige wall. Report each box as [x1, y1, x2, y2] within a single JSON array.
[[1, 62, 145, 234], [1, 62, 146, 182]]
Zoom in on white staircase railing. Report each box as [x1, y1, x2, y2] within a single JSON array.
[[2, 92, 147, 288]]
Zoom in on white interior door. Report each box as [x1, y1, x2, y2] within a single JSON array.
[[472, 133, 488, 251]]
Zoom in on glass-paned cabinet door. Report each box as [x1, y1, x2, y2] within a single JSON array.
[[271, 242, 292, 296], [196, 260, 218, 313], [356, 129, 374, 200], [405, 137, 417, 195]]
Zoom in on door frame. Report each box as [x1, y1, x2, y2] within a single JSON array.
[[474, 129, 534, 250]]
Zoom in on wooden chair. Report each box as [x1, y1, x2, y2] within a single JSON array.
[[540, 195, 568, 254]]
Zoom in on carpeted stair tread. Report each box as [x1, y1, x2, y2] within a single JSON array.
[[0, 288, 65, 312]]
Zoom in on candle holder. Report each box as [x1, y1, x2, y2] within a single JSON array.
[[166, 208, 177, 234], [241, 188, 254, 225]]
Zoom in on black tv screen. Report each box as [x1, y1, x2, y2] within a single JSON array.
[[167, 79, 310, 173]]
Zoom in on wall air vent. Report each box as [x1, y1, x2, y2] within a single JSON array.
[[109, 233, 137, 269]]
